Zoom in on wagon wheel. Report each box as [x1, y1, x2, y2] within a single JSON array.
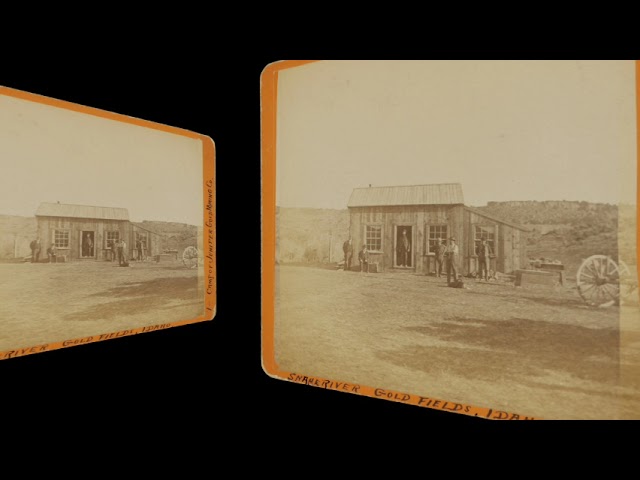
[[617, 260, 638, 304], [182, 246, 199, 269], [576, 255, 622, 308]]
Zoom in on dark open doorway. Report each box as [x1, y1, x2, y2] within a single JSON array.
[[395, 226, 413, 268], [81, 231, 95, 258]]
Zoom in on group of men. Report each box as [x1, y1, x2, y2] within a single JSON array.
[[342, 232, 493, 285], [341, 237, 371, 273], [430, 236, 493, 284], [29, 235, 146, 266], [434, 237, 459, 284], [29, 237, 58, 264], [110, 238, 147, 264], [108, 239, 132, 265]]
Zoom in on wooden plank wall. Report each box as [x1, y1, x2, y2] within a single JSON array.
[[457, 209, 523, 275], [37, 217, 129, 261], [351, 206, 529, 275], [130, 227, 162, 257], [350, 205, 455, 273], [518, 229, 528, 270]]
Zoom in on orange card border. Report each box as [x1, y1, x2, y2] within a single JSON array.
[[0, 85, 216, 361], [261, 59, 640, 420]]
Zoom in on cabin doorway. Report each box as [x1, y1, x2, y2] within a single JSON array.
[[81, 231, 95, 258], [394, 225, 413, 268]]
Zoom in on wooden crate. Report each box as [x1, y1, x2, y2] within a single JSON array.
[[515, 269, 560, 287]]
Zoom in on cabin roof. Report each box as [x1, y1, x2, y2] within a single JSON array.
[[347, 183, 464, 207], [464, 206, 531, 232], [35, 202, 130, 221], [131, 222, 163, 236]]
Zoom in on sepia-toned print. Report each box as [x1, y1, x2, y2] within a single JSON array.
[[0, 88, 214, 359], [265, 60, 640, 419]]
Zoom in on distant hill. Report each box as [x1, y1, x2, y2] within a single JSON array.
[[276, 201, 636, 277], [478, 200, 618, 225], [0, 215, 37, 259], [0, 215, 37, 235], [473, 201, 633, 276], [134, 220, 199, 253], [277, 208, 350, 263]]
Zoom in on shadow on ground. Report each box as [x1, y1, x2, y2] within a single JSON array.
[[516, 294, 599, 310], [376, 316, 620, 395], [64, 276, 200, 322], [463, 287, 600, 310], [158, 266, 200, 272], [88, 277, 198, 301]]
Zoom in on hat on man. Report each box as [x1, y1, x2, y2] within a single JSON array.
[[449, 237, 456, 242]]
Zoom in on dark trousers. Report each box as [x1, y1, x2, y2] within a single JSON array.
[[344, 252, 352, 270], [446, 255, 459, 284], [435, 256, 445, 277], [360, 260, 368, 273], [398, 249, 410, 267], [478, 257, 489, 280], [32, 249, 40, 263]]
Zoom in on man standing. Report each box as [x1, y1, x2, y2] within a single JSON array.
[[139, 239, 146, 261], [398, 229, 411, 267], [477, 238, 492, 281], [342, 237, 353, 271], [117, 239, 124, 265], [136, 238, 143, 261], [109, 239, 117, 262], [83, 233, 94, 257], [121, 238, 128, 265], [434, 238, 446, 277], [30, 237, 41, 263], [445, 237, 460, 285], [358, 244, 369, 273], [47, 244, 57, 264]]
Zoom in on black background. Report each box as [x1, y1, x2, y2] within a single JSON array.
[[0, 57, 538, 434]]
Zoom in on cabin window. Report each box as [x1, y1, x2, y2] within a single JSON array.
[[474, 225, 496, 254], [54, 229, 70, 248], [105, 231, 120, 249], [426, 225, 448, 254], [365, 225, 382, 252], [135, 232, 148, 249]]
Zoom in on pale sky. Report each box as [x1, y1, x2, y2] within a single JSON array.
[[0, 92, 204, 225], [275, 60, 637, 209]]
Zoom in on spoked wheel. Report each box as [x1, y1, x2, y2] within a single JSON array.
[[576, 255, 622, 308], [182, 246, 199, 269], [617, 260, 638, 305]]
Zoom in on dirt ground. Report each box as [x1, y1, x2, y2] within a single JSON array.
[[0, 259, 204, 352], [275, 265, 640, 420]]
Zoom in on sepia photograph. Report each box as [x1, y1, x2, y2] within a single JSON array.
[[0, 88, 213, 358], [266, 60, 640, 419]]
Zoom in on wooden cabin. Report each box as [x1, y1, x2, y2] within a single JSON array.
[[35, 202, 161, 261], [347, 184, 529, 275]]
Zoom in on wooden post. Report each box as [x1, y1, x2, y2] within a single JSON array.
[[329, 230, 333, 263], [14, 234, 18, 258]]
